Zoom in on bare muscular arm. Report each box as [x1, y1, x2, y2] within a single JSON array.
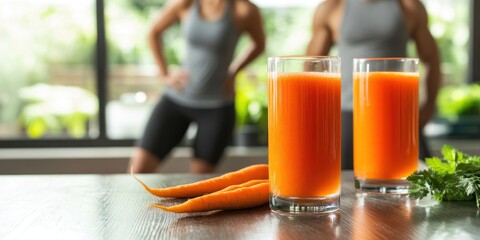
[[225, 1, 265, 97], [306, 1, 336, 55], [228, 2, 265, 76], [148, 0, 190, 90], [409, 0, 441, 129]]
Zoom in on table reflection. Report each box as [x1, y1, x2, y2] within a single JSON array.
[[411, 199, 479, 239], [352, 193, 415, 240], [272, 212, 341, 239]]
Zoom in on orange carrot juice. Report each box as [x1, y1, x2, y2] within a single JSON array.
[[268, 72, 341, 198], [353, 72, 419, 180]]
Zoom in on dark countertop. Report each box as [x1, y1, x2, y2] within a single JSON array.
[[0, 171, 478, 239]]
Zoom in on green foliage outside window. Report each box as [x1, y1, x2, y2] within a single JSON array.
[[437, 84, 480, 120], [0, 1, 96, 139], [0, 0, 474, 140], [424, 0, 469, 85]]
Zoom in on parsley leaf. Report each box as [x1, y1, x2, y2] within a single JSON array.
[[425, 157, 454, 175], [407, 145, 480, 208]]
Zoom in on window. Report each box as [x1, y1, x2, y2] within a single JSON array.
[[0, 0, 477, 148], [0, 0, 98, 141], [423, 0, 470, 85]]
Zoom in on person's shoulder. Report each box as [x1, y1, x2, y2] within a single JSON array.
[[400, 0, 430, 38], [313, 0, 341, 20], [312, 0, 341, 24], [166, 0, 193, 11], [315, 0, 341, 13], [234, 0, 260, 18], [234, 0, 259, 14], [234, 0, 258, 9], [401, 0, 428, 17]]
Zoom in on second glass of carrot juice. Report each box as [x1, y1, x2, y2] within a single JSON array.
[[268, 56, 341, 214], [353, 58, 419, 194]]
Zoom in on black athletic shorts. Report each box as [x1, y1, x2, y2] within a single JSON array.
[[138, 96, 236, 166]]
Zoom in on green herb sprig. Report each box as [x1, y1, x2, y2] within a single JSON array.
[[407, 145, 480, 208]]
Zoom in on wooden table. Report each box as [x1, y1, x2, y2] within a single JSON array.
[[1, 172, 478, 239]]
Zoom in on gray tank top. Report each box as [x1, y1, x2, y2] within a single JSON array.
[[338, 0, 408, 110], [165, 0, 240, 108]]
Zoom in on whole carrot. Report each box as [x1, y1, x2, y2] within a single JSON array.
[[216, 179, 268, 193], [132, 164, 268, 198], [151, 182, 269, 213]]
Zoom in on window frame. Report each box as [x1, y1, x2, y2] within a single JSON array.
[[468, 0, 480, 83]]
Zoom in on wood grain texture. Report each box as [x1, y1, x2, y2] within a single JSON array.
[[0, 172, 479, 239]]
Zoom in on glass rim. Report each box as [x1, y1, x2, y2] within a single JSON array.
[[353, 57, 419, 62], [268, 55, 341, 61]]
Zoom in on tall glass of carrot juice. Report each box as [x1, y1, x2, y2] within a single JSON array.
[[353, 58, 419, 194], [268, 56, 341, 214]]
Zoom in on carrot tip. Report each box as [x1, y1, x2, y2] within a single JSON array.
[[132, 171, 154, 193], [150, 203, 170, 211]]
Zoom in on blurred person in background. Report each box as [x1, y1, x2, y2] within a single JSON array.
[[307, 0, 441, 169], [129, 0, 265, 173]]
